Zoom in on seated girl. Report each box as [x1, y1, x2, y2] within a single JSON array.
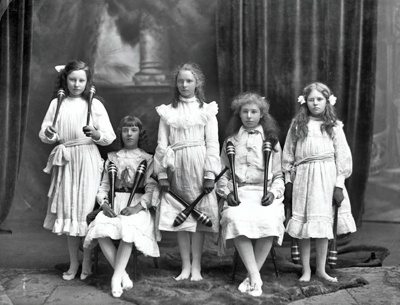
[[217, 93, 285, 297], [84, 116, 160, 298]]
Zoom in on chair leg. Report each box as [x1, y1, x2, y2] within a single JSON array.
[[153, 257, 159, 269], [133, 246, 138, 281], [93, 245, 99, 274], [271, 246, 279, 278], [231, 248, 239, 281]]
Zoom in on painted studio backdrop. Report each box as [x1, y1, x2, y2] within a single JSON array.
[[1, 0, 398, 231]]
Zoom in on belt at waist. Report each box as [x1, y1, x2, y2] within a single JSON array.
[[295, 152, 334, 167], [115, 187, 145, 194], [238, 182, 264, 188]]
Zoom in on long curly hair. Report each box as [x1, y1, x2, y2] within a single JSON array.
[[113, 116, 149, 151], [292, 82, 338, 140], [52, 60, 93, 101], [170, 62, 206, 108], [226, 92, 280, 149]]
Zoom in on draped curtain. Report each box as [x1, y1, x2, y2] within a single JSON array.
[[0, 0, 33, 229], [216, 0, 377, 226]]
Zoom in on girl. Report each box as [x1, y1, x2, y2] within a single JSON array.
[[217, 92, 285, 297], [282, 82, 356, 282], [154, 62, 220, 281], [39, 60, 116, 280], [84, 116, 160, 298]]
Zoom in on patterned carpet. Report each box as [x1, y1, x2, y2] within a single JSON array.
[[55, 237, 389, 305]]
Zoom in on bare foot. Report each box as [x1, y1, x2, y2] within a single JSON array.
[[63, 265, 79, 281], [299, 269, 311, 282], [174, 269, 191, 281], [316, 271, 338, 282], [111, 276, 123, 298], [122, 272, 133, 290], [190, 268, 203, 282]]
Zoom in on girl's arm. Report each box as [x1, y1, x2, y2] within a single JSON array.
[[268, 142, 285, 198], [139, 158, 158, 209], [39, 99, 60, 143], [91, 99, 116, 146], [281, 124, 297, 184], [333, 123, 353, 188], [154, 117, 170, 180], [216, 141, 233, 199], [96, 159, 110, 206], [204, 108, 220, 179]]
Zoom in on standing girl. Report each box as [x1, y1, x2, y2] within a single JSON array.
[[39, 60, 116, 280], [84, 115, 160, 298], [282, 82, 356, 282], [217, 92, 285, 297], [154, 62, 220, 281]]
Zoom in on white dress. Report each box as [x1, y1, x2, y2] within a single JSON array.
[[217, 126, 286, 254], [39, 96, 116, 236], [154, 97, 220, 233], [83, 149, 160, 257], [282, 117, 357, 239]]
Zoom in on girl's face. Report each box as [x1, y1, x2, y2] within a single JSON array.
[[306, 89, 327, 117], [177, 70, 196, 98], [67, 70, 87, 97], [240, 103, 262, 130], [121, 125, 140, 149]]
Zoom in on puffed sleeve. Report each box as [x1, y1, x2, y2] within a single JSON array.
[[281, 123, 297, 184], [154, 116, 170, 180], [268, 142, 285, 199], [204, 102, 220, 179], [39, 98, 60, 143], [216, 140, 233, 199], [332, 122, 353, 188], [139, 157, 159, 209], [91, 98, 116, 146], [96, 159, 110, 205]]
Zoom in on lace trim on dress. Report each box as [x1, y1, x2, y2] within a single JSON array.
[[156, 101, 218, 128], [108, 149, 151, 187]]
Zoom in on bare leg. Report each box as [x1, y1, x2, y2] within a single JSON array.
[[63, 235, 80, 280], [191, 232, 205, 281], [298, 238, 311, 282], [81, 245, 93, 279], [234, 236, 262, 286], [175, 231, 191, 281], [315, 238, 337, 282], [98, 237, 117, 267], [98, 238, 133, 289], [254, 237, 274, 271]]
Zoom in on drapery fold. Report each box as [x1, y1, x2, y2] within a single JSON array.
[[216, 0, 377, 226], [0, 0, 33, 227]]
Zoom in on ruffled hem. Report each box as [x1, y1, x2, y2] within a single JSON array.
[[222, 219, 284, 242], [43, 214, 88, 237], [286, 218, 334, 239], [120, 223, 160, 257], [156, 102, 218, 129], [83, 213, 160, 257], [337, 212, 357, 235]]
